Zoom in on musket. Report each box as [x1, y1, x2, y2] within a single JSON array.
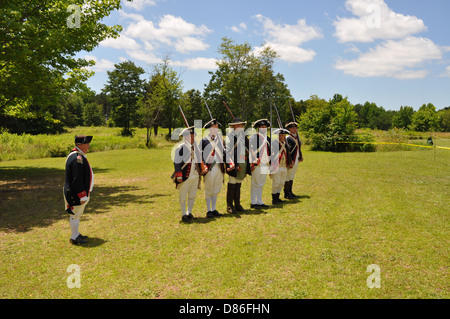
[[177, 105, 207, 179], [271, 99, 283, 129], [178, 105, 190, 127], [287, 100, 301, 157], [222, 100, 235, 119], [204, 101, 213, 120], [288, 100, 296, 122]]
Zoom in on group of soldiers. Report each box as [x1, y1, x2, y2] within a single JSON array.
[[173, 117, 303, 223], [63, 116, 303, 245]]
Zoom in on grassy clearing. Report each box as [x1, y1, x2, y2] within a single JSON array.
[[0, 126, 174, 161], [0, 144, 448, 299]]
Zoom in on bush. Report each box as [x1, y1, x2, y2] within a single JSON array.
[[299, 95, 374, 152]]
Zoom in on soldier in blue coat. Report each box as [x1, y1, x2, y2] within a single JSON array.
[[284, 122, 303, 199], [200, 119, 226, 218], [173, 127, 207, 223], [64, 135, 94, 245], [225, 118, 250, 214]]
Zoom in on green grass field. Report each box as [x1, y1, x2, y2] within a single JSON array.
[[0, 138, 449, 298]]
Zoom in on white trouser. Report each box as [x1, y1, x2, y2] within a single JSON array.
[[251, 165, 269, 205], [286, 162, 299, 182], [204, 165, 223, 198], [228, 176, 243, 184], [64, 194, 89, 240], [271, 168, 287, 194], [178, 174, 199, 216], [204, 165, 223, 211]]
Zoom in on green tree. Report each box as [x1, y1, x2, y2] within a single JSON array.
[[83, 102, 104, 126], [138, 58, 183, 141], [0, 0, 124, 133], [298, 95, 375, 152], [103, 60, 145, 136], [411, 103, 440, 132], [60, 93, 84, 127], [437, 107, 450, 132], [204, 37, 291, 124], [183, 89, 204, 126], [392, 106, 414, 129]]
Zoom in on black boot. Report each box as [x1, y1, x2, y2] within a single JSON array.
[[290, 180, 300, 198], [284, 181, 294, 199], [234, 183, 245, 212], [273, 193, 284, 204], [277, 193, 284, 203], [227, 183, 236, 214]]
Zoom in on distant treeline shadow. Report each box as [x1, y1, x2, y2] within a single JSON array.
[[0, 166, 160, 233]]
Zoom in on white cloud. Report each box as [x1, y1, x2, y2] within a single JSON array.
[[255, 14, 322, 46], [122, 13, 212, 54], [333, 0, 446, 80], [254, 43, 317, 64], [334, 0, 426, 43], [231, 22, 247, 33], [253, 14, 322, 63], [125, 49, 162, 65], [107, 12, 214, 68], [100, 34, 141, 50], [83, 55, 116, 72], [334, 37, 442, 79], [122, 0, 157, 11], [440, 65, 450, 78], [123, 13, 210, 43], [172, 57, 218, 70], [174, 37, 210, 54]]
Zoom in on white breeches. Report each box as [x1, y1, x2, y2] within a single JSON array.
[[178, 175, 199, 216], [64, 195, 89, 220], [286, 162, 299, 182], [251, 165, 269, 205], [204, 165, 223, 198], [271, 169, 287, 194]]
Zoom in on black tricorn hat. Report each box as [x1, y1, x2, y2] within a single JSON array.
[[285, 122, 298, 129], [179, 126, 196, 138], [273, 128, 290, 135], [75, 135, 93, 144], [203, 119, 222, 129], [253, 119, 271, 128], [228, 117, 247, 126]]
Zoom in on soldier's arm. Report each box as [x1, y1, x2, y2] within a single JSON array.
[[174, 146, 184, 180], [69, 155, 88, 202]]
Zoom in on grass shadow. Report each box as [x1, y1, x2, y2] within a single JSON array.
[[78, 237, 107, 248], [0, 166, 161, 233]]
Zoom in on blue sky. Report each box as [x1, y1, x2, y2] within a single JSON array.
[[79, 0, 450, 110]]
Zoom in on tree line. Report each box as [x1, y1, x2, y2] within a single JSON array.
[[1, 1, 449, 140]]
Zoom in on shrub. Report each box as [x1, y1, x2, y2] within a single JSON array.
[[299, 95, 375, 152]]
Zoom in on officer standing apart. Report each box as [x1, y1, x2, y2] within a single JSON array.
[[225, 118, 249, 214], [249, 119, 271, 209], [284, 122, 303, 199], [270, 128, 292, 205], [64, 135, 94, 245], [174, 127, 207, 223], [201, 119, 226, 218]]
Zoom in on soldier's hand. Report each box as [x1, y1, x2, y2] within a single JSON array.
[[177, 176, 183, 183], [227, 162, 235, 171], [80, 200, 87, 205]]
